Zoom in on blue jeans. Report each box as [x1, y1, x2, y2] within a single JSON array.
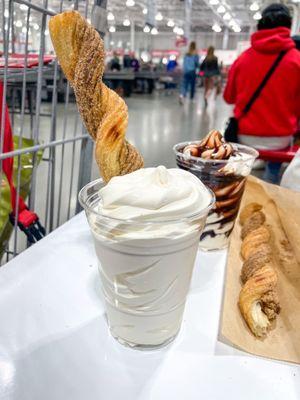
[[181, 71, 196, 99], [263, 162, 282, 184]]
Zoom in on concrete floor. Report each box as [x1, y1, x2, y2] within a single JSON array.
[[4, 88, 243, 261], [123, 90, 232, 170]]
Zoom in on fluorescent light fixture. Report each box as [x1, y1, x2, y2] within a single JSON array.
[[123, 18, 131, 26], [20, 4, 28, 11], [126, 0, 135, 6], [155, 12, 163, 21], [143, 25, 150, 33], [22, 26, 27, 33], [250, 2, 259, 11], [212, 23, 222, 32], [176, 27, 184, 35], [109, 26, 116, 33], [217, 5, 226, 13], [209, 0, 219, 4], [107, 12, 115, 21], [167, 19, 175, 27], [253, 11, 262, 20], [223, 12, 231, 20], [16, 20, 22, 28], [33, 23, 39, 30], [142, 8, 148, 14], [151, 27, 158, 34], [4, 10, 9, 18]]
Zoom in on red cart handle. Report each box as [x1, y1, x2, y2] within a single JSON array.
[[0, 81, 45, 243]]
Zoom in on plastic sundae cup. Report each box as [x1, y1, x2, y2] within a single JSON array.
[[79, 167, 215, 349], [174, 141, 258, 251]]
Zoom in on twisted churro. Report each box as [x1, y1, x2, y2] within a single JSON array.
[[49, 11, 144, 182], [238, 203, 280, 337]]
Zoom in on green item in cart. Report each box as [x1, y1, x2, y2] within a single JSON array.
[[0, 137, 43, 260]]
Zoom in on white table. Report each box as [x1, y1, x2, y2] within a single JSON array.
[[0, 213, 299, 400]]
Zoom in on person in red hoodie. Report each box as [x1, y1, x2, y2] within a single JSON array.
[[224, 4, 300, 184]]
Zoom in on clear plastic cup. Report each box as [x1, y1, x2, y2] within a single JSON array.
[[174, 141, 258, 251], [79, 178, 214, 349]]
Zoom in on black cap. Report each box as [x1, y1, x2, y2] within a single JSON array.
[[258, 3, 292, 30]]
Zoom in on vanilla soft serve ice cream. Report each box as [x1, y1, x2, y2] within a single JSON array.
[[87, 166, 213, 348]]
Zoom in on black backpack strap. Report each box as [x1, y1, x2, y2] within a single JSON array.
[[242, 50, 287, 115]]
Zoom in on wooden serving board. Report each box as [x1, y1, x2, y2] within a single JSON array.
[[221, 175, 300, 364]]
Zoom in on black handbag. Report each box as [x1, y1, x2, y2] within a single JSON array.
[[224, 50, 287, 143]]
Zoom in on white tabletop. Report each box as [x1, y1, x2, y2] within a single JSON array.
[[0, 213, 299, 400]]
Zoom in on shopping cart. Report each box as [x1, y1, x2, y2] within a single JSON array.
[[0, 0, 100, 264], [257, 145, 300, 163]]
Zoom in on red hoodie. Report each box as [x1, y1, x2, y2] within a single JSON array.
[[224, 27, 300, 137]]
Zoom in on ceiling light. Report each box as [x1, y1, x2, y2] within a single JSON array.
[[4, 10, 9, 18], [107, 12, 114, 21], [223, 12, 231, 20], [250, 2, 259, 11], [142, 8, 148, 14], [228, 19, 235, 26], [123, 18, 130, 26], [209, 0, 219, 4], [109, 26, 116, 33], [253, 11, 262, 20], [167, 19, 175, 27], [155, 12, 163, 21], [45, 29, 49, 35], [22, 26, 27, 33], [212, 23, 222, 32], [151, 27, 158, 35], [110, 41, 114, 46], [126, 0, 135, 6], [217, 5, 226, 13], [143, 25, 150, 33], [173, 26, 179, 34], [20, 4, 28, 11], [33, 23, 39, 30], [176, 27, 184, 35], [16, 20, 22, 28]]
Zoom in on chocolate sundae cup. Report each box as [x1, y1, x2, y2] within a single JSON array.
[[173, 130, 258, 251]]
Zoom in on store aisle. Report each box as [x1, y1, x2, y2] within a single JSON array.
[[92, 90, 232, 177], [7, 91, 231, 260]]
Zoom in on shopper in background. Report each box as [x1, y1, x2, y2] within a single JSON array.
[[110, 52, 121, 71], [167, 56, 178, 72], [179, 41, 199, 104], [200, 46, 220, 107], [224, 4, 300, 184]]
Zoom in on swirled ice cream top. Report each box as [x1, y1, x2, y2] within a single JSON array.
[[98, 166, 212, 221]]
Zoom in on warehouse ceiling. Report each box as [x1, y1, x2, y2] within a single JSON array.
[[4, 0, 298, 36]]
